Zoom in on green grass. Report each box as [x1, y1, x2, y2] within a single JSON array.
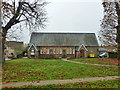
[[5, 79, 120, 88], [69, 58, 118, 65], [2, 59, 118, 83]]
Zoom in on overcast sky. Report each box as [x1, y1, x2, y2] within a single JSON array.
[[23, 0, 104, 44]]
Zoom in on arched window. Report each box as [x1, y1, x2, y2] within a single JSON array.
[[41, 48, 43, 54], [31, 49, 35, 55], [60, 48, 62, 54], [54, 48, 56, 54], [73, 49, 75, 54], [67, 48, 69, 54], [56, 48, 59, 54]]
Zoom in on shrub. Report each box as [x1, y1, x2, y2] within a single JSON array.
[[67, 57, 70, 60], [59, 57, 62, 59], [108, 52, 117, 58]]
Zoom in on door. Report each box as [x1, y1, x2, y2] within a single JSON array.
[[80, 49, 85, 58], [62, 49, 66, 58]]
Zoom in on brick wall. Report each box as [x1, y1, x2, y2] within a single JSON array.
[[86, 46, 99, 57]]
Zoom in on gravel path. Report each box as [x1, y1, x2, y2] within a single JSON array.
[[2, 76, 119, 88], [62, 58, 118, 67]]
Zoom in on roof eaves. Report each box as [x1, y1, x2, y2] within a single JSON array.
[[28, 44, 38, 51]]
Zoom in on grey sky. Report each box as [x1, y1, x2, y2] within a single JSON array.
[[23, 0, 104, 44]]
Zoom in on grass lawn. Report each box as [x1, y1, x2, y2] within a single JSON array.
[[2, 59, 118, 83], [69, 58, 118, 65], [5, 79, 119, 88]]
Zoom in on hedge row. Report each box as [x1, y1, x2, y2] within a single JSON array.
[[108, 52, 117, 58]]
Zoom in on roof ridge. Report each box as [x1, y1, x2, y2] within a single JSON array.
[[32, 32, 95, 34]]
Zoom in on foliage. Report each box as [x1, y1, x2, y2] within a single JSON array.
[[67, 57, 70, 60], [69, 58, 118, 65], [14, 45, 25, 56], [2, 59, 118, 83], [8, 79, 119, 88], [108, 52, 118, 58], [99, 0, 120, 60], [2, 0, 48, 35]]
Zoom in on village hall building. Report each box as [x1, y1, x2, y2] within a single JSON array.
[[28, 32, 99, 59]]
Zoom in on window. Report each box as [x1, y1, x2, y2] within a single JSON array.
[[73, 49, 75, 54], [67, 48, 69, 54], [40, 48, 42, 54], [41, 48, 48, 54], [44, 48, 46, 54], [70, 48, 72, 54], [41, 48, 44, 54], [47, 49, 49, 54], [56, 48, 59, 54], [31, 49, 35, 55], [54, 48, 56, 54], [60, 48, 62, 54], [5, 52, 8, 55]]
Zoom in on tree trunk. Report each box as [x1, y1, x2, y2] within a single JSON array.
[[115, 2, 120, 61], [2, 36, 5, 63], [0, 31, 5, 63], [0, 1, 3, 63], [0, 33, 3, 63]]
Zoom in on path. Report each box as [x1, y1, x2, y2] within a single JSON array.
[[2, 76, 120, 88], [62, 58, 118, 67]]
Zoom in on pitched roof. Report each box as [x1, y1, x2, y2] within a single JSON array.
[[77, 44, 88, 51], [29, 32, 99, 46], [5, 41, 23, 47], [28, 44, 38, 51]]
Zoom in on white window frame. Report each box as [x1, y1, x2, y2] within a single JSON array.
[[31, 49, 35, 55], [73, 49, 75, 54], [47, 49, 49, 54], [60, 48, 62, 54]]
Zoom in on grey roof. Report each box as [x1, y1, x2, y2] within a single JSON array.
[[29, 32, 99, 46]]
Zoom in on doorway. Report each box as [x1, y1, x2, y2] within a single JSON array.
[[62, 49, 66, 58], [80, 49, 85, 58]]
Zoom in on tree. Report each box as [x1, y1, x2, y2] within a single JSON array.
[[99, 2, 117, 46], [1, 0, 48, 62], [100, 0, 120, 60], [14, 44, 25, 56], [0, 1, 3, 63], [115, 1, 120, 60]]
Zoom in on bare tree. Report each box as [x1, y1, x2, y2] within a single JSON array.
[[0, 0, 3, 63], [115, 1, 120, 60], [1, 0, 48, 62], [100, 0, 120, 60], [99, 1, 117, 46]]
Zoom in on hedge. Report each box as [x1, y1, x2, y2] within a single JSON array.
[[108, 52, 117, 58]]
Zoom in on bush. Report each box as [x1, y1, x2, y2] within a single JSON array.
[[108, 52, 117, 58], [67, 57, 70, 60], [59, 57, 62, 59]]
